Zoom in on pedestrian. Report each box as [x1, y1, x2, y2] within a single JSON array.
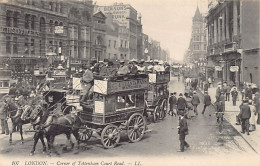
[[208, 77, 212, 88], [202, 91, 211, 115], [176, 93, 187, 116], [226, 84, 231, 101], [219, 91, 225, 112], [177, 112, 189, 152], [215, 86, 221, 102], [215, 100, 224, 124], [0, 97, 9, 135], [239, 99, 251, 135], [245, 84, 253, 100], [191, 91, 200, 115], [248, 100, 256, 131], [204, 81, 209, 93], [241, 87, 245, 101], [231, 87, 238, 106], [168, 92, 177, 116], [253, 92, 260, 124]]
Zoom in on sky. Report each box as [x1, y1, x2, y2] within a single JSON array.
[[96, 0, 208, 62]]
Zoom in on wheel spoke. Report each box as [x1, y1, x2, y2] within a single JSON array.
[[137, 122, 144, 127]]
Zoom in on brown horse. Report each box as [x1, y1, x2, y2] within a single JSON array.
[[44, 111, 82, 156], [23, 104, 82, 156]]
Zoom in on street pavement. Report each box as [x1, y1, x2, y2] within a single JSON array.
[[0, 76, 257, 158], [199, 84, 260, 154]]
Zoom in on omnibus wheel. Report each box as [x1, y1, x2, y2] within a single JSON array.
[[127, 113, 146, 143], [159, 99, 168, 120], [79, 125, 93, 142], [153, 106, 160, 123], [101, 124, 120, 149]]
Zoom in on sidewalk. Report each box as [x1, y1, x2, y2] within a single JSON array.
[[199, 86, 260, 154]]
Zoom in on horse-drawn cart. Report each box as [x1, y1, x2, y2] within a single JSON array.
[[146, 71, 170, 122]]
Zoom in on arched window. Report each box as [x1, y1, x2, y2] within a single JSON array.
[[40, 17, 45, 32], [49, 20, 53, 33]]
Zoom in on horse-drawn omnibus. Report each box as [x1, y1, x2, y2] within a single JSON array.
[[42, 73, 149, 149], [146, 71, 170, 122]]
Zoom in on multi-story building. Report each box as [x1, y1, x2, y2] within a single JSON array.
[[187, 6, 207, 63], [92, 11, 106, 61], [206, 0, 260, 87], [0, 0, 94, 80], [96, 2, 142, 60]]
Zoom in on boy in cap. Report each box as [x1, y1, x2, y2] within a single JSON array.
[[169, 92, 177, 116]]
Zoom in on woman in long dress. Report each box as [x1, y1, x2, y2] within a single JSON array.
[[248, 100, 256, 131]]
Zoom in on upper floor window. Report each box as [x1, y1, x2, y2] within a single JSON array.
[[31, 15, 35, 30], [25, 14, 30, 29], [31, 39, 35, 54], [41, 1, 45, 8], [6, 11, 12, 27], [120, 40, 123, 47], [49, 2, 53, 10], [24, 38, 29, 54], [13, 12, 18, 27], [108, 40, 111, 47], [114, 41, 116, 48]]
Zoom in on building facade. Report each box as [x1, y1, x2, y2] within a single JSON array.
[[0, 0, 94, 79], [206, 0, 260, 87], [96, 3, 142, 60]]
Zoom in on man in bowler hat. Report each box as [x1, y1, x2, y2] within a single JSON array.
[[239, 99, 251, 135]]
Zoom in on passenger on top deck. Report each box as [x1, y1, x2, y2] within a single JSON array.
[[117, 60, 130, 75], [147, 60, 154, 73], [154, 60, 165, 72], [136, 59, 147, 73], [80, 63, 94, 103]]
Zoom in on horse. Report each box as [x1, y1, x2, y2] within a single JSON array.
[[4, 96, 31, 144], [21, 104, 49, 155], [23, 103, 82, 156], [44, 111, 82, 156]]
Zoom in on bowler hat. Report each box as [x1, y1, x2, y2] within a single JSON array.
[[179, 93, 183, 96]]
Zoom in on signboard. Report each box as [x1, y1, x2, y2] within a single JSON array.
[[0, 26, 40, 36], [54, 26, 64, 34], [97, 4, 132, 27], [215, 66, 222, 71], [230, 66, 239, 72], [109, 78, 148, 93], [53, 70, 66, 76]]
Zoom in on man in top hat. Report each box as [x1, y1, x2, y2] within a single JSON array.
[[80, 63, 94, 102], [191, 91, 200, 115], [177, 111, 189, 152], [202, 91, 211, 115], [176, 93, 187, 116], [239, 99, 251, 135], [169, 92, 177, 116]]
